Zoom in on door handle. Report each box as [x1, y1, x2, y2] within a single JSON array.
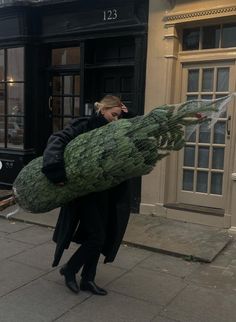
[[227, 115, 231, 136], [48, 96, 53, 112]]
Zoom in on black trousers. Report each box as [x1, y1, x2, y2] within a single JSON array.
[[67, 192, 108, 281]]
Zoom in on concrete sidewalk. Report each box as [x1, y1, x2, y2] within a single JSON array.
[[1, 217, 236, 322]]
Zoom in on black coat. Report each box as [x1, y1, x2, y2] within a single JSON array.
[[42, 113, 131, 267]]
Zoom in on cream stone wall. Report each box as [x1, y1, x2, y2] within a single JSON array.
[[141, 0, 236, 228]]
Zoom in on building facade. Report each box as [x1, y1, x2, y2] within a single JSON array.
[[141, 0, 236, 231], [1, 0, 236, 230]]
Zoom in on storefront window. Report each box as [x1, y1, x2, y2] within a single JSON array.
[[0, 47, 24, 149], [183, 23, 236, 50], [52, 47, 80, 66]]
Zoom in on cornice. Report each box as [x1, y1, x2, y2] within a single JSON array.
[[164, 5, 236, 26]]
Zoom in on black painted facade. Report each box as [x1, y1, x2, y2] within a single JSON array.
[[0, 0, 149, 212]]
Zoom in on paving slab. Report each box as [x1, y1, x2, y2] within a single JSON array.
[[110, 244, 152, 270], [0, 278, 88, 322], [108, 266, 186, 306], [186, 262, 236, 291], [0, 218, 32, 233], [55, 291, 162, 322], [161, 284, 236, 322], [124, 215, 231, 262], [6, 225, 53, 245], [0, 238, 34, 261], [10, 242, 56, 271], [138, 252, 200, 278], [0, 260, 43, 297]]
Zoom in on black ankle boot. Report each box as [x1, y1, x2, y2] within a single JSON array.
[[80, 280, 108, 296], [60, 265, 79, 294]]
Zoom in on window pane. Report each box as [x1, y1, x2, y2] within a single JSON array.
[[0, 83, 5, 114], [196, 171, 208, 193], [183, 28, 200, 50], [199, 122, 211, 143], [7, 47, 24, 82], [216, 94, 228, 117], [7, 83, 24, 115], [52, 47, 80, 65], [52, 97, 62, 115], [222, 24, 236, 48], [185, 125, 196, 142], [214, 122, 225, 144], [212, 148, 224, 169], [64, 97, 73, 115], [217, 68, 229, 92], [198, 147, 209, 168], [64, 76, 73, 95], [74, 75, 80, 95], [188, 70, 199, 92], [74, 97, 80, 116], [0, 116, 5, 147], [0, 50, 4, 82], [7, 117, 24, 149], [202, 69, 214, 92], [187, 95, 198, 101], [211, 173, 223, 195], [184, 146, 195, 167], [202, 25, 220, 49], [183, 170, 194, 191], [201, 95, 213, 100], [52, 76, 62, 95]]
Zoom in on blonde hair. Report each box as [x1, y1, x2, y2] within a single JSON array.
[[94, 95, 122, 113]]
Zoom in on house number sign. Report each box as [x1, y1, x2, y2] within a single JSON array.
[[103, 9, 118, 21]]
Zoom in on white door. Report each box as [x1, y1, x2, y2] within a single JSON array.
[[177, 61, 236, 209]]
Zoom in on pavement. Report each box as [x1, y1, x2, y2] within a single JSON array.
[[1, 217, 236, 322]]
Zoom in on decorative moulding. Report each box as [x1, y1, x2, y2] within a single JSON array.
[[164, 5, 236, 26]]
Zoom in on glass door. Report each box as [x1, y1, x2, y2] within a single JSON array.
[[49, 73, 80, 132], [177, 61, 236, 209]]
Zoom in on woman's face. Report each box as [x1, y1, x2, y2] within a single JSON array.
[[102, 106, 122, 122]]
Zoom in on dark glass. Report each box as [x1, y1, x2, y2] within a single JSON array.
[[52, 47, 80, 65], [7, 116, 24, 149], [52, 76, 62, 95], [0, 116, 4, 147], [183, 170, 194, 191], [188, 69, 199, 92], [202, 25, 220, 49], [0, 50, 4, 82], [199, 123, 211, 143], [183, 28, 200, 50], [0, 83, 5, 115], [7, 83, 24, 115], [217, 68, 229, 92], [222, 24, 236, 48], [202, 69, 214, 92], [7, 47, 24, 81], [212, 148, 224, 170], [184, 146, 195, 167], [196, 171, 208, 193], [211, 172, 223, 195], [198, 147, 209, 168], [213, 122, 226, 144]]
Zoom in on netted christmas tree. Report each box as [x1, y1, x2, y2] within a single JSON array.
[[13, 95, 233, 213]]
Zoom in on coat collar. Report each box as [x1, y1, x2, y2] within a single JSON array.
[[87, 112, 109, 130]]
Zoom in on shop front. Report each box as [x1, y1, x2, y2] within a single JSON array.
[[0, 0, 148, 212]]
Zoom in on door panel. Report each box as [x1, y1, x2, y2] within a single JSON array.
[[177, 61, 236, 209]]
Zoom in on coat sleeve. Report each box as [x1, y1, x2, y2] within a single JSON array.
[[42, 118, 88, 183]]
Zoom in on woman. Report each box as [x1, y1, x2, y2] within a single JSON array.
[[41, 95, 131, 296]]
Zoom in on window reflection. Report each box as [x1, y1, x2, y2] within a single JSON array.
[[52, 47, 80, 65]]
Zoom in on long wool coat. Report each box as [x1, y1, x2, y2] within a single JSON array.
[[41, 113, 131, 267]]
